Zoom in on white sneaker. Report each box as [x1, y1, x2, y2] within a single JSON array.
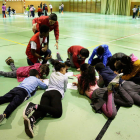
[[107, 73, 123, 90]]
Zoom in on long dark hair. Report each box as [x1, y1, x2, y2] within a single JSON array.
[[121, 56, 132, 74], [79, 63, 96, 93]]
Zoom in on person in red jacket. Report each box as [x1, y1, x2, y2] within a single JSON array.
[[26, 25, 52, 66], [67, 45, 89, 71], [37, 6, 42, 17], [32, 13, 59, 49]]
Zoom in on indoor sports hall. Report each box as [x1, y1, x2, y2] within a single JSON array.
[[0, 0, 140, 140]]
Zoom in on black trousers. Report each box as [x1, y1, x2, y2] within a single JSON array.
[[2, 11, 6, 18], [31, 11, 35, 17], [133, 12, 136, 18], [32, 90, 62, 120], [0, 87, 28, 118], [50, 8, 52, 14], [38, 12, 42, 17]]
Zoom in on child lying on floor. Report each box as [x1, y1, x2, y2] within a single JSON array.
[[95, 62, 140, 106], [0, 69, 48, 124], [0, 56, 49, 82], [72, 63, 127, 119]]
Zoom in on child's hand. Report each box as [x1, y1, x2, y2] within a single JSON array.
[[54, 42, 58, 49], [72, 82, 78, 86], [40, 79, 44, 82], [45, 55, 52, 61], [77, 68, 80, 71], [114, 71, 119, 74], [32, 23, 37, 33]]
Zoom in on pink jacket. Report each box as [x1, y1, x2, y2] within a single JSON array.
[[16, 63, 42, 82]]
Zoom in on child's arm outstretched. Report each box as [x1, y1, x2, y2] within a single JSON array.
[[37, 78, 48, 89], [101, 90, 117, 119], [73, 82, 84, 95]]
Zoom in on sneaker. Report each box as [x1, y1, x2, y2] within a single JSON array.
[[66, 58, 70, 62], [0, 114, 5, 124], [24, 117, 35, 138], [107, 73, 123, 91], [23, 102, 36, 119], [56, 52, 63, 61], [5, 57, 14, 65]]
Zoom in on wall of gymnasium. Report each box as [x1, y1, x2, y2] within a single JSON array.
[[131, 0, 140, 15], [1, 0, 101, 14], [1, 0, 138, 15]]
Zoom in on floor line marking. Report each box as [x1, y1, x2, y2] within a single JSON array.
[[0, 23, 31, 30], [95, 106, 120, 140], [0, 37, 27, 46], [0, 29, 31, 35]]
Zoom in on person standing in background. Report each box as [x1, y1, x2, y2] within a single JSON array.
[[37, 6, 42, 17], [61, 3, 64, 13], [59, 4, 61, 13], [49, 4, 53, 14], [45, 4, 48, 16], [26, 5, 30, 17], [132, 5, 137, 19], [136, 5, 139, 19], [40, 2, 42, 9], [43, 4, 45, 15], [2, 4, 6, 18], [8, 6, 11, 17]]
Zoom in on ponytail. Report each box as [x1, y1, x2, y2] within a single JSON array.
[[53, 60, 65, 71]]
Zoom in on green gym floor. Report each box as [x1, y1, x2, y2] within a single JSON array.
[[0, 12, 140, 140]]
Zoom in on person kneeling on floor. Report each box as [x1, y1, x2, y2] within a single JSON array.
[[67, 45, 89, 71]]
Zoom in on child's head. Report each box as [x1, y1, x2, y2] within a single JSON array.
[[40, 64, 50, 77], [40, 25, 49, 37], [114, 60, 122, 70], [121, 56, 132, 74], [53, 60, 66, 74], [80, 48, 89, 59], [64, 59, 71, 70], [95, 62, 105, 73], [29, 69, 39, 78], [97, 46, 105, 56], [49, 13, 57, 25], [134, 5, 136, 7], [79, 63, 96, 94], [38, 6, 40, 8], [121, 56, 131, 65]]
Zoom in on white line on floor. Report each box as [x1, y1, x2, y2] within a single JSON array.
[[0, 29, 31, 35]]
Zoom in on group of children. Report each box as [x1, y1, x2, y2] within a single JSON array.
[[2, 4, 16, 18], [1, 14, 140, 138], [59, 3, 64, 13]]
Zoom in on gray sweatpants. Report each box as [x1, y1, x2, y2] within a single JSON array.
[[122, 81, 140, 106], [0, 63, 17, 78], [69, 54, 76, 68]]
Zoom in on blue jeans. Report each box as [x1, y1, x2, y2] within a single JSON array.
[[27, 11, 29, 17]]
